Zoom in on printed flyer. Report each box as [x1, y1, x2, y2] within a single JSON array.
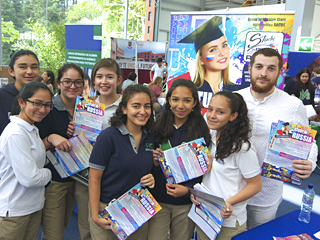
[[99, 183, 161, 240], [46, 133, 93, 179], [262, 121, 316, 185], [188, 183, 225, 240], [73, 96, 105, 143], [157, 138, 212, 184], [167, 13, 294, 116]]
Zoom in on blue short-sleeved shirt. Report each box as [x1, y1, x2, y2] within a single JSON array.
[[89, 124, 154, 203]]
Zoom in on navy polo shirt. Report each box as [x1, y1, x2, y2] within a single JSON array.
[[150, 120, 203, 205], [35, 94, 73, 182], [89, 124, 154, 203]]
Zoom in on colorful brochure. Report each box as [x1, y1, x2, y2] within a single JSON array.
[[157, 138, 212, 184], [73, 96, 105, 143], [273, 233, 313, 240], [46, 133, 93, 179], [262, 120, 316, 185], [99, 183, 161, 240], [188, 183, 225, 240]]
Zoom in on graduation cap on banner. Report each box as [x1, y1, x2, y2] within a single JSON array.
[[178, 16, 226, 53]]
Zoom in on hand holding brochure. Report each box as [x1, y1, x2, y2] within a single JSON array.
[[46, 133, 93, 179], [73, 96, 105, 143], [99, 183, 161, 240], [157, 138, 212, 184], [188, 183, 225, 240], [262, 121, 317, 185]]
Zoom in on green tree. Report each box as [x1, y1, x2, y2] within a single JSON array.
[[1, 19, 21, 64], [14, 21, 65, 73]]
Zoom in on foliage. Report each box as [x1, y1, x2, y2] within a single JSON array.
[[14, 21, 65, 73]]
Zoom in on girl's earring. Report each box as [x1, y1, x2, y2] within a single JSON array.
[[192, 108, 194, 111]]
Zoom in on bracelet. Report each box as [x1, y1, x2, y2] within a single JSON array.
[[46, 136, 52, 145]]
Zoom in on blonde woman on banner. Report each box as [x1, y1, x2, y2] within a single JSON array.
[[178, 16, 239, 116]]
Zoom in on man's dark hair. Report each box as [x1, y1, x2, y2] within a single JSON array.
[[156, 57, 163, 63]]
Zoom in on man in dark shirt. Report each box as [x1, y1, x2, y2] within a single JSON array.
[[283, 62, 297, 96], [312, 66, 320, 104]]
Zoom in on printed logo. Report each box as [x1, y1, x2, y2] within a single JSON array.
[[128, 41, 132, 49], [244, 31, 284, 62], [145, 142, 154, 151]]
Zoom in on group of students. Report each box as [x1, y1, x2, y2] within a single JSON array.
[[0, 47, 316, 240]]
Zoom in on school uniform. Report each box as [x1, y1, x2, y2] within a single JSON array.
[[0, 83, 19, 135], [96, 94, 122, 130], [196, 131, 260, 240], [88, 124, 154, 240], [148, 120, 206, 240], [35, 94, 76, 240], [0, 116, 52, 240]]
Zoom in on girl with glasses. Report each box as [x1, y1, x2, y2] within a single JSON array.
[[35, 63, 88, 240], [0, 81, 53, 239]]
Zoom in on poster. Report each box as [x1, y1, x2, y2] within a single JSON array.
[[168, 13, 294, 115], [65, 24, 102, 68], [111, 38, 167, 70]]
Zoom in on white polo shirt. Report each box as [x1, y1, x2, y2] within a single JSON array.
[[96, 94, 122, 130], [237, 87, 318, 207], [151, 64, 167, 80], [0, 116, 52, 217], [202, 131, 260, 227]]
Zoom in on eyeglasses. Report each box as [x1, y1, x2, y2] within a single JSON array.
[[60, 80, 84, 88], [25, 99, 54, 110]]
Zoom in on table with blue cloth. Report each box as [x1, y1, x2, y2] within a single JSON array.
[[232, 209, 320, 239]]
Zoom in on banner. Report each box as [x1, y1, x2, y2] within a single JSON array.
[[65, 24, 102, 68], [168, 13, 294, 115], [111, 38, 167, 70]]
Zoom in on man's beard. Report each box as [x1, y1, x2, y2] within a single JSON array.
[[251, 78, 275, 93]]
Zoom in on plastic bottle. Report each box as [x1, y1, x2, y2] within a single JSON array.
[[298, 184, 315, 223]]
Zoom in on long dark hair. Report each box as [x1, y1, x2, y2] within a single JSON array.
[[11, 82, 53, 115], [45, 70, 56, 92], [213, 91, 251, 162], [155, 79, 211, 146], [110, 84, 155, 132], [296, 69, 314, 93]]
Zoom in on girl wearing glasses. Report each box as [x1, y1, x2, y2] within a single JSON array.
[[35, 63, 87, 240], [0, 81, 53, 239], [0, 49, 40, 135]]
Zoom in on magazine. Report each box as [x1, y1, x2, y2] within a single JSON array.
[[188, 183, 225, 240], [157, 138, 212, 184], [73, 96, 105, 143], [262, 120, 316, 185], [273, 233, 313, 240], [99, 183, 161, 240], [46, 132, 93, 179]]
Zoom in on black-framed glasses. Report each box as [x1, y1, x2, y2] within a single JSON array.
[[25, 99, 54, 110], [60, 80, 84, 88]]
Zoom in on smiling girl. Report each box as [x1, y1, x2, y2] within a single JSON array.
[[295, 69, 315, 106], [88, 84, 155, 240], [0, 82, 53, 239], [35, 63, 87, 240], [192, 91, 262, 240], [178, 17, 238, 116], [148, 79, 211, 240], [91, 58, 122, 129], [0, 50, 40, 135]]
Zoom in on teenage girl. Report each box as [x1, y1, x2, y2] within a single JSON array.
[[295, 69, 315, 106], [0, 49, 40, 135], [0, 82, 53, 239], [192, 91, 262, 240], [91, 58, 123, 129], [42, 70, 55, 93], [35, 63, 88, 240], [148, 79, 211, 240], [88, 84, 155, 240]]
